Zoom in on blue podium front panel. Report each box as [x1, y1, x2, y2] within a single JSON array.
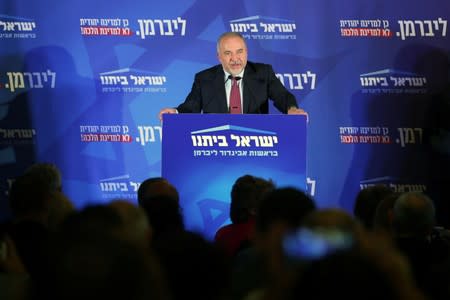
[[162, 113, 307, 239]]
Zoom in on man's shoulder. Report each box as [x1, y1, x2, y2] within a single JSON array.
[[245, 61, 273, 75], [195, 64, 222, 78], [247, 61, 271, 68]]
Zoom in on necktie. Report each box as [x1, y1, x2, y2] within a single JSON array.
[[229, 76, 242, 114]]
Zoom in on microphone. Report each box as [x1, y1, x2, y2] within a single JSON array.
[[225, 75, 242, 83]]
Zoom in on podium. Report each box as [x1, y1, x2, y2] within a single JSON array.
[[161, 114, 307, 240]]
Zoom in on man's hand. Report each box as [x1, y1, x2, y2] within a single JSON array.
[[287, 106, 309, 122], [158, 108, 177, 122]]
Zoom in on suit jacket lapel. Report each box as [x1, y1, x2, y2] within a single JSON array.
[[242, 64, 256, 114], [211, 67, 228, 113]]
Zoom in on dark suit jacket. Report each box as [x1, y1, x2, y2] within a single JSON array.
[[176, 61, 298, 114]]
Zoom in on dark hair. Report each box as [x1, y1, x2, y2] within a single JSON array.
[[256, 187, 316, 233], [8, 172, 53, 216], [60, 204, 123, 238], [140, 195, 184, 239], [137, 177, 179, 206], [230, 175, 275, 224], [25, 162, 62, 192], [353, 185, 393, 230], [392, 192, 435, 237]]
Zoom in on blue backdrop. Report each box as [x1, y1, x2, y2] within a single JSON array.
[[1, 0, 449, 229]]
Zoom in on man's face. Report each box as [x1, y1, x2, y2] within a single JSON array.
[[217, 35, 248, 76]]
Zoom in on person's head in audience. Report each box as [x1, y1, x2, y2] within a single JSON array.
[[254, 187, 316, 276], [8, 172, 53, 224], [214, 174, 275, 258], [230, 174, 275, 224], [8, 162, 69, 226], [5, 165, 70, 280], [24, 162, 62, 193], [373, 192, 401, 235], [137, 177, 183, 240], [283, 207, 426, 300], [108, 199, 152, 250], [391, 192, 450, 300], [255, 187, 316, 237], [137, 177, 179, 206], [139, 195, 184, 241], [230, 187, 316, 300], [288, 237, 426, 300], [353, 184, 394, 230], [59, 204, 123, 239], [392, 191, 436, 239]]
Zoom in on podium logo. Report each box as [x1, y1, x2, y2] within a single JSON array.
[[360, 69, 427, 94], [230, 15, 297, 40], [191, 125, 279, 158], [99, 68, 167, 93], [0, 15, 37, 39]]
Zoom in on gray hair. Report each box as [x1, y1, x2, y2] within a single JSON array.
[[392, 192, 435, 237], [216, 32, 246, 53]]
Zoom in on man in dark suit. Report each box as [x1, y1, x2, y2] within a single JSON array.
[[159, 32, 307, 120]]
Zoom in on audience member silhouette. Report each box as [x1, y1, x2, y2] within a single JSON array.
[[373, 192, 401, 235], [108, 199, 152, 250], [392, 192, 450, 300], [6, 171, 54, 278], [1, 162, 72, 299], [137, 177, 179, 206], [301, 208, 366, 244], [24, 163, 62, 193], [47, 192, 74, 230], [214, 174, 275, 258], [288, 240, 426, 300], [231, 187, 316, 300], [277, 206, 426, 300], [154, 230, 231, 300], [137, 177, 184, 242], [38, 204, 169, 300], [4, 168, 450, 300], [353, 184, 394, 230], [139, 194, 185, 242]]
